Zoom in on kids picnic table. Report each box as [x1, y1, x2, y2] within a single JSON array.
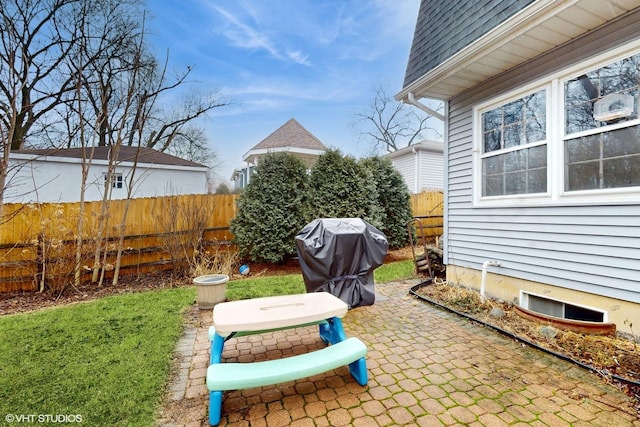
[[206, 292, 368, 426]]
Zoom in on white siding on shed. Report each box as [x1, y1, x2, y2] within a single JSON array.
[[385, 140, 444, 193], [391, 155, 416, 192]]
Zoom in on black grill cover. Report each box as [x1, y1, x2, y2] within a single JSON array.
[[295, 218, 388, 308]]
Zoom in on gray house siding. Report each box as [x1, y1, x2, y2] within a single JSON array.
[[446, 11, 640, 304]]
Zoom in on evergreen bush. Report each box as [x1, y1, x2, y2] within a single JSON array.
[[305, 149, 383, 228], [359, 156, 414, 248], [229, 152, 308, 263]]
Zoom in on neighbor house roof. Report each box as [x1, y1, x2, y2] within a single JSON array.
[[13, 146, 206, 168], [397, 0, 640, 101], [242, 118, 328, 166]]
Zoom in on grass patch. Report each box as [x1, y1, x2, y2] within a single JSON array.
[[0, 287, 194, 427], [226, 274, 305, 300], [225, 259, 416, 301], [374, 259, 415, 283]]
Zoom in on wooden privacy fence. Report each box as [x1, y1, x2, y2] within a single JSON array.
[[0, 191, 442, 293], [0, 194, 237, 292], [410, 190, 444, 239]]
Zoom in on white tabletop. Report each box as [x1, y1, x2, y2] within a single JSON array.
[[213, 292, 348, 337]]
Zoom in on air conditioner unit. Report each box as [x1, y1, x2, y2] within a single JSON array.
[[593, 93, 634, 122]]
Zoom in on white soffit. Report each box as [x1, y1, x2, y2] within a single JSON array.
[[397, 0, 640, 101]]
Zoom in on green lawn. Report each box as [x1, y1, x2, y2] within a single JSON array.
[[0, 288, 194, 427], [0, 259, 415, 426], [226, 259, 415, 301]]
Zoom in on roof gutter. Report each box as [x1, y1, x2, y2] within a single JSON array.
[[407, 92, 444, 121]]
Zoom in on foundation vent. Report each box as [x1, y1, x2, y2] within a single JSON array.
[[521, 292, 605, 323]]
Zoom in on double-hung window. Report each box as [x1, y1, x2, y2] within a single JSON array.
[[475, 44, 640, 206], [480, 89, 548, 197], [563, 53, 640, 192]]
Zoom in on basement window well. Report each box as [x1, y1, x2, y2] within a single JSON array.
[[520, 292, 606, 323]]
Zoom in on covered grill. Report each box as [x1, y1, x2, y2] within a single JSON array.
[[295, 218, 388, 308]]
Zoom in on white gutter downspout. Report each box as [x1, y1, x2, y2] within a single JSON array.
[[407, 92, 445, 121], [480, 260, 501, 302], [412, 147, 419, 194]]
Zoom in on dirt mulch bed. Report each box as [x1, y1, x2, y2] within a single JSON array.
[[413, 279, 640, 410]]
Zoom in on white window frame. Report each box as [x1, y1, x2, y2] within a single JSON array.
[[473, 40, 640, 207]]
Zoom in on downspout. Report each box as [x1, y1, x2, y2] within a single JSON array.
[[412, 147, 419, 194], [480, 260, 501, 302]]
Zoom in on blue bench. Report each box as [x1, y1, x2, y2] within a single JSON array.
[[206, 337, 368, 426]]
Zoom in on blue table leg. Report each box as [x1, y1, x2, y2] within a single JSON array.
[[209, 390, 222, 426], [210, 333, 225, 364], [318, 317, 347, 344], [209, 333, 225, 425], [349, 357, 368, 385]]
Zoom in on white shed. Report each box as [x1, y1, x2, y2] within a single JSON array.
[[384, 140, 444, 193], [5, 147, 209, 203]]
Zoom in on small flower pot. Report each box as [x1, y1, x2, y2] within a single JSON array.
[[193, 274, 229, 309]]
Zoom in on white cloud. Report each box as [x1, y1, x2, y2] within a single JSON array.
[[287, 50, 311, 66], [212, 6, 282, 60]]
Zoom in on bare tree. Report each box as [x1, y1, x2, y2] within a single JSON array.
[[1, 0, 230, 290], [1, 0, 226, 205], [353, 83, 442, 153]]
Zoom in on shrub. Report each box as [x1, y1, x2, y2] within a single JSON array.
[[305, 149, 383, 227], [229, 152, 308, 263], [359, 156, 414, 248]]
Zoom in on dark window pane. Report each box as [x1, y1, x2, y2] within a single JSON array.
[[484, 175, 503, 197], [504, 171, 526, 194], [565, 102, 596, 134], [601, 56, 639, 95], [483, 109, 501, 131], [528, 145, 547, 168], [603, 126, 640, 157], [566, 162, 600, 191], [527, 90, 547, 115], [603, 157, 640, 188], [484, 156, 503, 174], [504, 150, 526, 172], [484, 130, 501, 153], [566, 135, 600, 163], [504, 123, 523, 148], [504, 99, 523, 125], [526, 121, 545, 143], [565, 78, 593, 104], [527, 168, 547, 193]]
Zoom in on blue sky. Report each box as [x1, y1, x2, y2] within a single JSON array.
[[146, 0, 429, 185]]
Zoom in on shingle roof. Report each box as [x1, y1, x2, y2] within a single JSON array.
[[403, 0, 534, 89], [13, 146, 206, 168], [251, 118, 327, 151]]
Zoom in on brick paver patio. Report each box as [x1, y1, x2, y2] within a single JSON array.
[[157, 279, 640, 426]]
